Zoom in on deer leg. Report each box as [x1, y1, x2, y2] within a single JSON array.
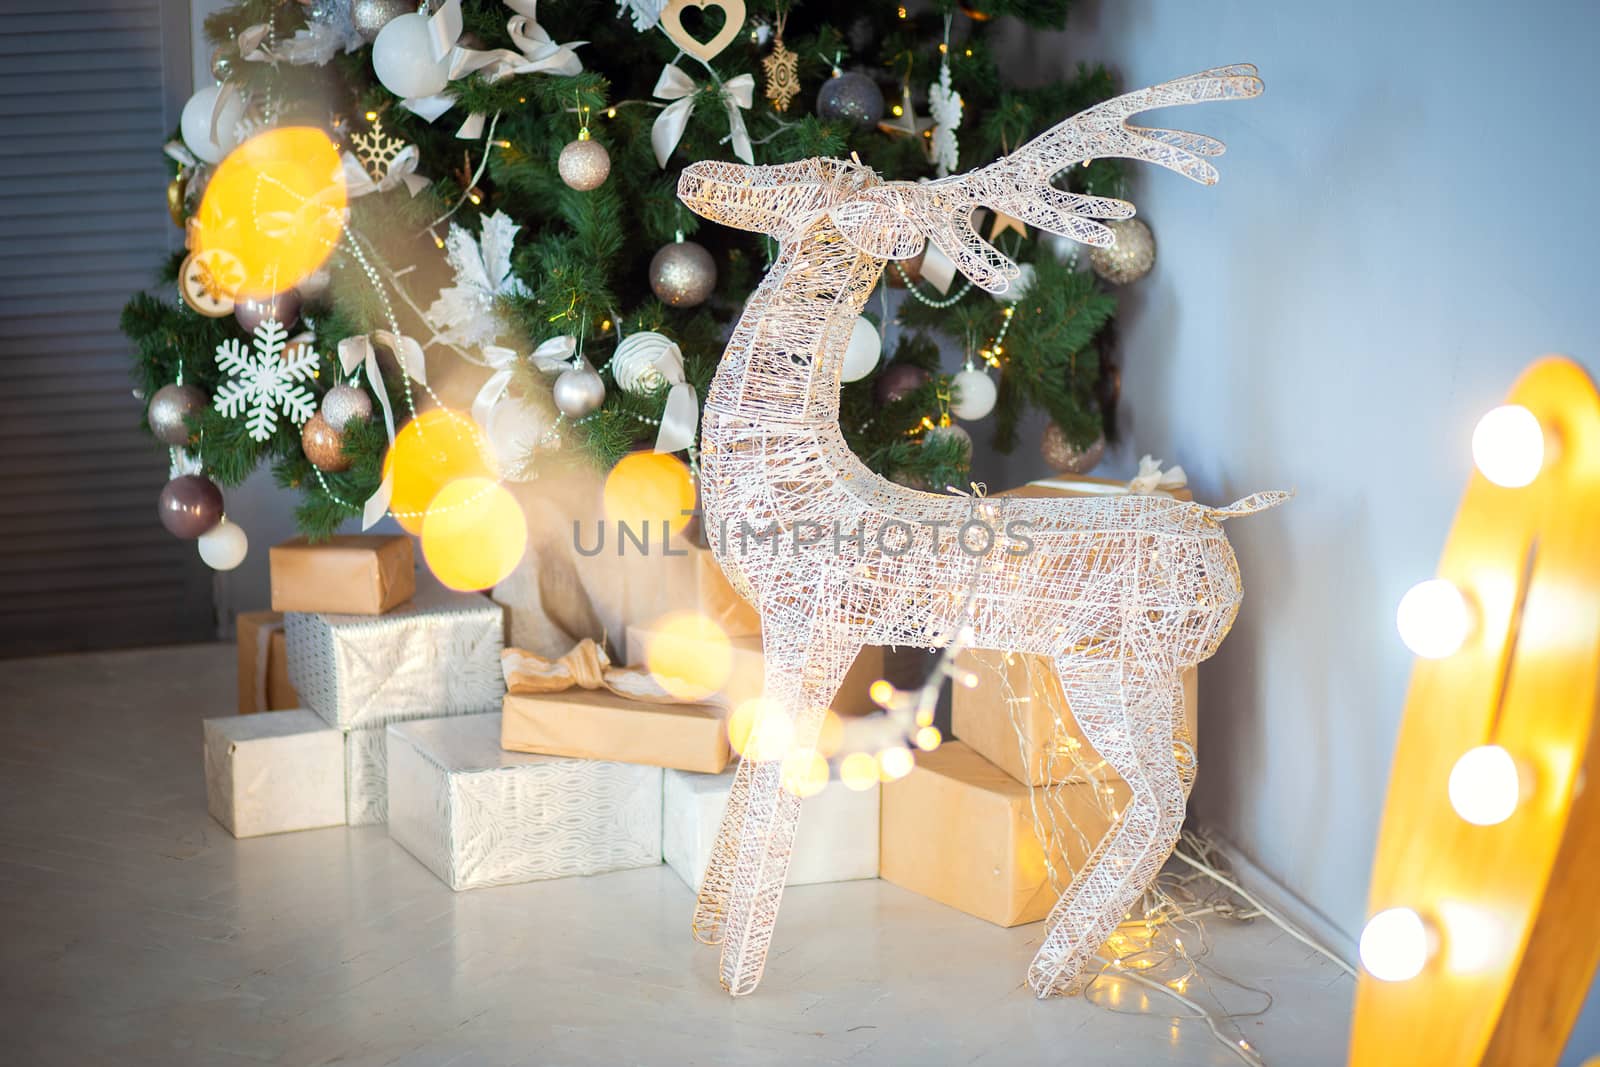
[[1027, 663, 1187, 998], [691, 751, 755, 944]]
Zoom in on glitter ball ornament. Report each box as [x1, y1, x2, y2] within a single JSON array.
[[1089, 217, 1156, 285], [558, 135, 610, 191], [874, 363, 930, 405], [552, 357, 606, 419], [950, 367, 997, 420], [351, 0, 412, 42], [1040, 423, 1106, 474], [148, 383, 208, 447], [300, 411, 351, 472], [649, 240, 716, 307], [158, 474, 224, 539], [210, 46, 234, 83], [234, 289, 302, 335], [197, 517, 249, 571], [816, 70, 884, 127], [320, 383, 372, 431], [925, 422, 972, 461]]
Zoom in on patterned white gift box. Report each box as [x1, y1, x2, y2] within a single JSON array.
[[286, 581, 506, 732], [204, 710, 345, 838], [662, 767, 879, 891], [344, 726, 387, 826], [387, 713, 663, 891]]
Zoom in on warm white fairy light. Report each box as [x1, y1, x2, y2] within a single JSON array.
[[1471, 404, 1545, 488], [1396, 578, 1474, 659], [1359, 907, 1433, 982], [1447, 744, 1521, 826]]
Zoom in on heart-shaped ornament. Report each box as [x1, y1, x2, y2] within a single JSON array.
[[658, 0, 745, 64]]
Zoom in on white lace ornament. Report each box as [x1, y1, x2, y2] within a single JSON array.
[[611, 330, 699, 453], [425, 211, 531, 349], [927, 60, 962, 178], [213, 318, 319, 442]]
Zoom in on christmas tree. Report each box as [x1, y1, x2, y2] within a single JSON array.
[[126, 0, 1141, 545]]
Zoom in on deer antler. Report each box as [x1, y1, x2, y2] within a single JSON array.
[[916, 64, 1264, 293]]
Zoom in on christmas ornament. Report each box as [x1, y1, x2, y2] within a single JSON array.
[[309, 0, 364, 50], [484, 395, 553, 480], [927, 57, 963, 177], [988, 208, 1028, 242], [300, 411, 352, 472], [657, 0, 745, 64], [179, 249, 245, 317], [874, 363, 929, 405], [320, 383, 373, 431], [558, 132, 610, 191], [761, 15, 799, 112], [552, 357, 607, 419], [650, 240, 716, 307], [351, 0, 412, 41], [1040, 422, 1106, 474], [877, 83, 932, 141], [612, 330, 699, 452], [424, 211, 532, 349], [198, 517, 249, 571], [816, 69, 884, 127], [672, 65, 1279, 1000], [214, 318, 319, 441], [372, 12, 451, 99], [840, 317, 880, 383], [209, 46, 235, 83], [1089, 217, 1156, 285], [349, 114, 409, 184], [337, 331, 428, 529], [158, 474, 224, 539], [923, 421, 971, 460], [234, 289, 302, 335], [618, 0, 666, 31], [166, 173, 188, 227], [652, 62, 756, 167], [148, 383, 208, 447], [296, 267, 332, 303], [180, 85, 245, 164], [950, 367, 996, 421]]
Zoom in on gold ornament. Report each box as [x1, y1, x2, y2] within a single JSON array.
[[1040, 423, 1105, 474], [1089, 216, 1156, 285], [350, 114, 407, 183], [558, 132, 611, 191], [179, 248, 245, 317], [649, 240, 717, 307], [166, 173, 188, 228], [987, 208, 1028, 242], [301, 411, 352, 472], [659, 0, 746, 64], [762, 20, 799, 112], [877, 82, 933, 141]]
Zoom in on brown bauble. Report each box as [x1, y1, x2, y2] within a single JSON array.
[[300, 411, 351, 472], [1040, 423, 1106, 474], [874, 363, 931, 405]]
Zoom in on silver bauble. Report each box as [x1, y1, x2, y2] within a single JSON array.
[[234, 289, 302, 335], [558, 136, 611, 191], [924, 423, 972, 462], [148, 383, 208, 447], [320, 383, 373, 431], [649, 240, 717, 307], [1088, 217, 1156, 285], [816, 71, 885, 127], [351, 0, 413, 41], [552, 358, 606, 419], [210, 46, 235, 83], [1040, 423, 1106, 474]]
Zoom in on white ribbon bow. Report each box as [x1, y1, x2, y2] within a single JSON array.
[[238, 21, 349, 67], [340, 148, 428, 199], [164, 140, 199, 170], [472, 335, 574, 428], [337, 333, 429, 529], [1128, 455, 1189, 496], [651, 63, 754, 168]]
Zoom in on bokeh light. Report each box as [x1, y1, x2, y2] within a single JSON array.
[[838, 752, 879, 791], [644, 611, 731, 702], [1395, 578, 1473, 659], [1471, 404, 1544, 488], [914, 725, 942, 751], [196, 127, 345, 300], [382, 408, 492, 534], [781, 751, 830, 798], [1447, 745, 1521, 826], [603, 451, 696, 538], [877, 746, 915, 781], [816, 710, 845, 758], [1359, 907, 1432, 982], [420, 477, 527, 591], [726, 697, 794, 761]]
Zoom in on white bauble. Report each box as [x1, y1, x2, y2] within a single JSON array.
[[950, 368, 997, 421], [197, 518, 249, 571], [372, 13, 452, 99], [613, 331, 683, 395], [180, 85, 245, 164], [992, 262, 1036, 303], [840, 316, 881, 383], [1043, 231, 1091, 269], [485, 396, 553, 481]]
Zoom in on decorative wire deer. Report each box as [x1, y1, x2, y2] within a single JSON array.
[[677, 65, 1284, 998]]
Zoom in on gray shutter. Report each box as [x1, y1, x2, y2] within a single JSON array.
[[0, 0, 215, 655]]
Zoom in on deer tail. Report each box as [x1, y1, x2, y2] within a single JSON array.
[[1207, 489, 1293, 521]]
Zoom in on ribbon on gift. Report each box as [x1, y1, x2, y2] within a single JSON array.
[[470, 335, 573, 428], [337, 332, 428, 529], [1127, 455, 1188, 496], [502, 639, 695, 703], [651, 63, 754, 168], [253, 618, 282, 714], [340, 148, 428, 199], [163, 141, 199, 170]]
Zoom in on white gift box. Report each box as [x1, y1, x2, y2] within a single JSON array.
[[345, 726, 387, 827], [204, 710, 345, 838], [286, 580, 506, 732], [387, 713, 663, 891], [662, 767, 880, 891]]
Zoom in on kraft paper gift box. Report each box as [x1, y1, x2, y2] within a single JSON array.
[[662, 767, 879, 891], [388, 713, 662, 891], [269, 534, 415, 616], [953, 654, 1198, 787], [500, 690, 731, 773], [236, 611, 300, 714], [626, 625, 886, 717], [204, 710, 345, 838], [879, 741, 1130, 927]]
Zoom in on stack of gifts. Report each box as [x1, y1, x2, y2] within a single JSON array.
[[206, 535, 506, 836]]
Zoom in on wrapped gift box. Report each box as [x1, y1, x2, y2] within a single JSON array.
[[236, 611, 300, 714], [270, 534, 415, 616], [879, 741, 1129, 927], [387, 713, 662, 891], [204, 710, 345, 838], [345, 726, 388, 826], [626, 625, 886, 717], [953, 654, 1198, 787], [662, 768, 878, 892], [286, 580, 506, 731], [619, 536, 762, 660], [500, 690, 730, 773]]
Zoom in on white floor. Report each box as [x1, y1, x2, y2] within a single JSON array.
[[0, 645, 1354, 1066]]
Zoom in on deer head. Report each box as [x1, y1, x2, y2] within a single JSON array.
[[678, 64, 1263, 296]]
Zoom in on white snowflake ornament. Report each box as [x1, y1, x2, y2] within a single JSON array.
[[213, 318, 319, 441], [424, 211, 531, 350], [928, 61, 963, 178]]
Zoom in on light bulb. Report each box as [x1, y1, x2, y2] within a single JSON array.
[[1448, 745, 1521, 825], [1471, 404, 1544, 488], [1359, 907, 1433, 982], [1396, 579, 1473, 658]]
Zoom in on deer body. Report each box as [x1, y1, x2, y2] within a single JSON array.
[[677, 66, 1277, 998]]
